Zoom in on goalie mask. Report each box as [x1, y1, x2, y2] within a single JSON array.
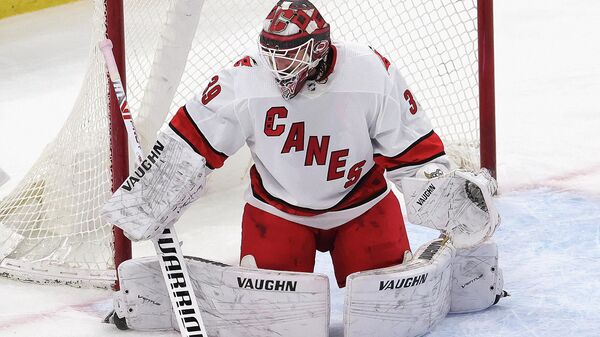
[[259, 0, 331, 100]]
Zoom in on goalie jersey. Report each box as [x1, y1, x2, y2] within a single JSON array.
[[168, 41, 448, 230]]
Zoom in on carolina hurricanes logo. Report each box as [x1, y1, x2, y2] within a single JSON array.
[[313, 40, 329, 55], [269, 9, 295, 33]]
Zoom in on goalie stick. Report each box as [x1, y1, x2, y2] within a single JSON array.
[[99, 39, 208, 337]]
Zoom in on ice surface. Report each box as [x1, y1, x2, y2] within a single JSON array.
[[1, 0, 600, 336]]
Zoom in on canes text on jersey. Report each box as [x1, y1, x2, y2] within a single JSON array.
[[264, 106, 366, 189]]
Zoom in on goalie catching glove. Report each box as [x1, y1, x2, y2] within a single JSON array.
[[101, 128, 208, 241], [401, 165, 500, 249]]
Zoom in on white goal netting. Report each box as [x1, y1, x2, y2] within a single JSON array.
[[0, 0, 484, 287]]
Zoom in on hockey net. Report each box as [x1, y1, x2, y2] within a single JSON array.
[[0, 0, 493, 288]]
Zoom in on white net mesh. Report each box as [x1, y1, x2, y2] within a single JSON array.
[[127, 0, 482, 172], [0, 1, 114, 287], [0, 0, 485, 287]]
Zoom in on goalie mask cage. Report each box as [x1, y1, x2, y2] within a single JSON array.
[[0, 0, 495, 288]]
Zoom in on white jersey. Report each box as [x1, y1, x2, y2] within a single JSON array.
[[167, 41, 448, 229]]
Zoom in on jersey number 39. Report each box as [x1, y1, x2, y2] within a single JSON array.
[[403, 89, 418, 114], [201, 75, 222, 105]]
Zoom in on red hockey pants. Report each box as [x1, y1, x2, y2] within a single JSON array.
[[240, 191, 410, 287]]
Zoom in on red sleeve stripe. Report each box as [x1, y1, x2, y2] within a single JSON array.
[[374, 130, 446, 171], [249, 164, 388, 217], [168, 106, 228, 170]]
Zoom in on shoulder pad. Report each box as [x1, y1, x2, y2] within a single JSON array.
[[233, 56, 257, 67]]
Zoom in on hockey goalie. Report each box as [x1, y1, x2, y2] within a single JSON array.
[[102, 1, 508, 336]]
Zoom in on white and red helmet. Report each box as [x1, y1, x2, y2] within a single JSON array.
[[259, 0, 331, 100]]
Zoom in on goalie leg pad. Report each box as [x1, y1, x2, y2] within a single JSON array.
[[114, 255, 330, 337], [113, 256, 173, 331], [450, 239, 507, 313], [344, 238, 455, 337]]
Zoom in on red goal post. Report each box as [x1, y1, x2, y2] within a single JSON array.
[[106, 0, 131, 290], [0, 0, 495, 288], [478, 0, 497, 176]]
